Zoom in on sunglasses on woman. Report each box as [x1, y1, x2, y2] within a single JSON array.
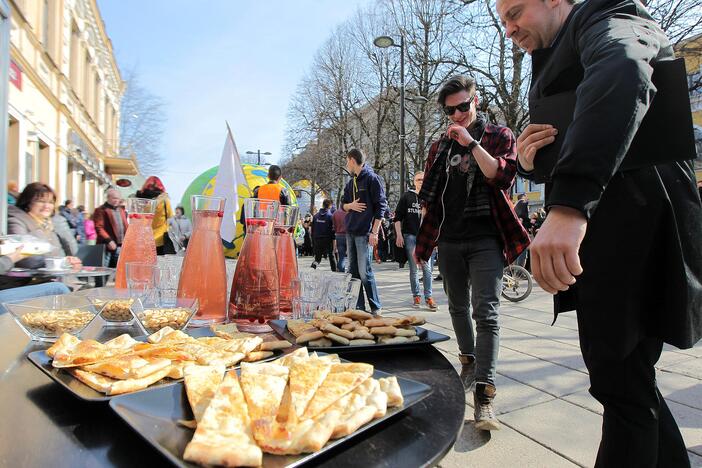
[[443, 96, 474, 116]]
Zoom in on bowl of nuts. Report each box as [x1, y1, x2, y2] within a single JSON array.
[[132, 297, 199, 334], [5, 294, 99, 342], [81, 289, 137, 326]]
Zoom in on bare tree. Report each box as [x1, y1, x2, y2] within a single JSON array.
[[119, 67, 167, 175], [646, 0, 702, 93], [281, 76, 346, 213], [447, 0, 530, 132], [386, 0, 464, 172]]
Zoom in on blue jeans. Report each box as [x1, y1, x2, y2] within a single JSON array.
[[346, 233, 381, 312], [404, 234, 432, 299], [438, 237, 504, 386], [335, 234, 347, 273], [0, 282, 71, 314]]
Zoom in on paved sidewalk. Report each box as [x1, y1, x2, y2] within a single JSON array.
[[317, 259, 702, 467]]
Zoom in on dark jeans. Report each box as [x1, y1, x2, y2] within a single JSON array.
[[96, 247, 120, 287], [313, 237, 336, 271], [438, 237, 504, 386], [335, 234, 347, 273], [578, 323, 690, 468], [347, 233, 381, 312]]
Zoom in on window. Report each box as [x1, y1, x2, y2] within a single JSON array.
[[69, 23, 80, 92], [41, 0, 49, 46], [38, 139, 50, 184], [93, 75, 100, 120], [104, 97, 110, 141], [83, 53, 91, 104], [25, 149, 36, 187], [7, 117, 20, 185]]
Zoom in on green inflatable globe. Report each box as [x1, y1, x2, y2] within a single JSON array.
[[180, 164, 297, 258]]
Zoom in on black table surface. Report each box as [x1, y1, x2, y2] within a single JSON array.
[[0, 314, 465, 468]]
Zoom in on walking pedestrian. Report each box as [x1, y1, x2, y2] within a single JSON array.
[[394, 171, 437, 310], [415, 75, 530, 431], [332, 204, 348, 272], [311, 199, 336, 271]]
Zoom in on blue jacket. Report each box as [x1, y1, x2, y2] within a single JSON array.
[[342, 164, 388, 235], [312, 208, 334, 239]]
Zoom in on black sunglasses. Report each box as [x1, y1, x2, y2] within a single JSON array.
[[443, 96, 474, 116]]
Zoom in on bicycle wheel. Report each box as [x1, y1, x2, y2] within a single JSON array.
[[501, 264, 533, 302]]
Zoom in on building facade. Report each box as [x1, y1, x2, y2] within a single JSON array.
[[5, 0, 136, 215]]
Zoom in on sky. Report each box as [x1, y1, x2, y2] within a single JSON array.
[[97, 0, 373, 204]]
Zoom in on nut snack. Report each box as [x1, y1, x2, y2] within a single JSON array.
[[98, 299, 135, 322], [138, 307, 193, 333], [20, 309, 94, 335]]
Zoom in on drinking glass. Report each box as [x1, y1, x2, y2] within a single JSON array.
[[126, 262, 156, 301], [292, 297, 318, 321], [155, 264, 180, 305]]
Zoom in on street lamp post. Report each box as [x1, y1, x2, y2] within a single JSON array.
[[245, 150, 272, 166], [374, 34, 407, 194]]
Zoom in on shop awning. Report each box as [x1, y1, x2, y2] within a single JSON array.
[[104, 156, 139, 176]]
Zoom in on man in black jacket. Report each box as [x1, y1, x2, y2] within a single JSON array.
[[311, 199, 336, 271], [497, 0, 702, 466]]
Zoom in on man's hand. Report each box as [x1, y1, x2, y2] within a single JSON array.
[[107, 240, 117, 251], [396, 236, 404, 248], [345, 198, 367, 213], [516, 124, 558, 172], [530, 206, 587, 294], [447, 124, 474, 147], [368, 232, 379, 247]]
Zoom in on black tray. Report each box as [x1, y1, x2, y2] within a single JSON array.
[[109, 367, 433, 468], [269, 320, 450, 352], [26, 328, 284, 402]]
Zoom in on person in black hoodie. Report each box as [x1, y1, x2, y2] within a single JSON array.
[[341, 149, 388, 314], [311, 199, 336, 271], [498, 0, 702, 465]]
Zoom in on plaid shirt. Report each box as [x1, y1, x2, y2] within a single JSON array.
[[415, 124, 530, 264]]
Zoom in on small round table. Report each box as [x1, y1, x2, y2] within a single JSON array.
[[0, 315, 465, 467]]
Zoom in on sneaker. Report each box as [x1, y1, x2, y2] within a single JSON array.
[[434, 274, 443, 281], [413, 296, 421, 308], [458, 354, 476, 390], [425, 297, 438, 310], [372, 308, 383, 316], [310, 262, 318, 269], [474, 383, 501, 431]]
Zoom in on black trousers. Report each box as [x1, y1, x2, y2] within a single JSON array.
[[313, 237, 336, 271], [578, 313, 690, 468]]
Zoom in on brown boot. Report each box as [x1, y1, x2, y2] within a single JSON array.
[[474, 382, 501, 431]]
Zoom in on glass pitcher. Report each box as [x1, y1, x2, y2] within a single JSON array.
[[177, 195, 227, 326], [230, 198, 280, 333], [115, 198, 157, 289], [275, 205, 299, 320]]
